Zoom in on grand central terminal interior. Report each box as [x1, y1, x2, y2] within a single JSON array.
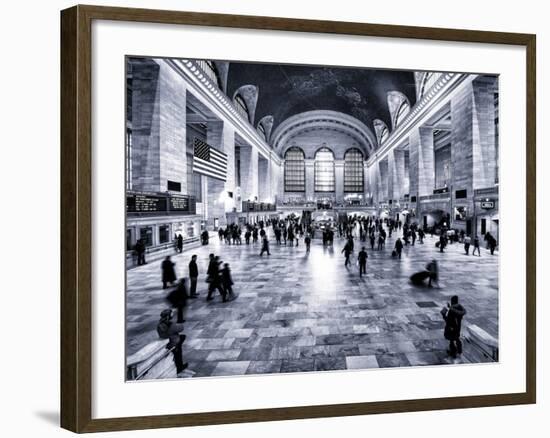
[[125, 57, 499, 380]]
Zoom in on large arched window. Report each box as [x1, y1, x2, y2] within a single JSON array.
[[395, 101, 410, 127], [380, 126, 389, 145], [314, 147, 335, 192], [419, 72, 440, 99], [257, 123, 266, 141], [344, 148, 364, 193], [284, 147, 305, 192], [234, 95, 249, 121]]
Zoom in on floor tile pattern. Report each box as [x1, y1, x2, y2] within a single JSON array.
[[126, 226, 499, 378]]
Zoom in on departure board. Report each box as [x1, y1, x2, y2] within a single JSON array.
[[126, 193, 195, 215]]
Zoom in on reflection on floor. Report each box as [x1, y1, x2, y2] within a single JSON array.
[[126, 227, 498, 378]]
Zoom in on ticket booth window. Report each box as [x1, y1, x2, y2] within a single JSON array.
[[159, 225, 170, 244], [140, 227, 153, 247], [126, 229, 133, 250]]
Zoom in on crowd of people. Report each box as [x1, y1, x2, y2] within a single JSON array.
[[148, 213, 497, 375]]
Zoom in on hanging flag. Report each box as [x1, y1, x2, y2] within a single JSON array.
[[192, 138, 227, 182]]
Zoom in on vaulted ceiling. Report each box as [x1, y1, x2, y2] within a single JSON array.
[[226, 61, 417, 136]]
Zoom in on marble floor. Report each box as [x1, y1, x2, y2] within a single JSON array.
[[126, 226, 499, 379]]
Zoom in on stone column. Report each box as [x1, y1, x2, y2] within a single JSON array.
[[368, 164, 379, 206], [472, 76, 498, 189], [258, 155, 270, 202], [392, 149, 406, 201], [157, 62, 187, 193], [129, 58, 161, 192], [335, 160, 345, 203], [276, 161, 285, 203], [269, 158, 281, 204], [130, 59, 188, 193], [387, 152, 395, 202], [240, 144, 259, 202], [363, 162, 370, 204], [378, 158, 389, 203], [409, 127, 435, 197], [206, 120, 232, 227], [451, 83, 474, 199], [305, 159, 315, 201]]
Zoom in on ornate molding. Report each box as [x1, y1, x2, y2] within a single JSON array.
[[271, 110, 377, 158], [164, 58, 281, 166]]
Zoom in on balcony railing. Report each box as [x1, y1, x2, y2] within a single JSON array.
[[241, 201, 277, 212]]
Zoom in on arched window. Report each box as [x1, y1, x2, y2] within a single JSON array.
[[344, 148, 364, 193], [380, 126, 389, 145], [284, 147, 305, 192], [314, 147, 335, 192], [419, 72, 440, 99], [395, 101, 410, 128], [196, 60, 223, 89], [234, 95, 249, 121], [257, 123, 266, 141]]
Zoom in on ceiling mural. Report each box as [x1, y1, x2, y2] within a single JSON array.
[[226, 62, 417, 135]]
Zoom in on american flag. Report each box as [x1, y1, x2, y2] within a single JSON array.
[[192, 138, 228, 182]]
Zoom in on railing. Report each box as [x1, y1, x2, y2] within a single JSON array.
[[418, 192, 451, 202], [241, 201, 277, 212], [474, 187, 498, 196]]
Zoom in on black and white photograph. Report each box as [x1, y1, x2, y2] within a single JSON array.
[[125, 57, 500, 380]]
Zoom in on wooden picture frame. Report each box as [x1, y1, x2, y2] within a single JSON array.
[[60, 4, 536, 433]]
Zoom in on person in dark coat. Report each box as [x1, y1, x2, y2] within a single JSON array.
[[188, 254, 199, 298], [168, 278, 188, 323], [201, 230, 209, 245], [490, 237, 497, 255], [260, 236, 270, 256], [134, 239, 146, 265], [426, 259, 439, 288], [358, 247, 368, 277], [161, 256, 177, 289], [156, 309, 187, 375], [304, 234, 311, 253], [439, 233, 446, 253], [177, 234, 184, 253], [473, 235, 481, 256], [342, 241, 352, 267], [441, 295, 467, 358], [221, 263, 234, 298], [394, 238, 404, 259], [487, 233, 497, 255], [206, 254, 225, 301]]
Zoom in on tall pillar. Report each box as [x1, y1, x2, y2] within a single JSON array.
[[130, 59, 188, 194], [378, 159, 389, 203], [305, 159, 314, 201], [157, 62, 188, 193], [240, 144, 259, 202], [130, 58, 161, 192], [387, 152, 395, 202], [335, 160, 344, 203], [270, 158, 281, 204], [472, 76, 498, 189], [451, 83, 474, 198], [410, 127, 435, 197], [206, 120, 233, 227], [363, 162, 370, 205], [392, 149, 406, 201], [368, 164, 379, 207], [258, 155, 270, 202], [277, 161, 285, 203]]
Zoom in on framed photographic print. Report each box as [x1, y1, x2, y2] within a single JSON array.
[[60, 4, 536, 433]]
